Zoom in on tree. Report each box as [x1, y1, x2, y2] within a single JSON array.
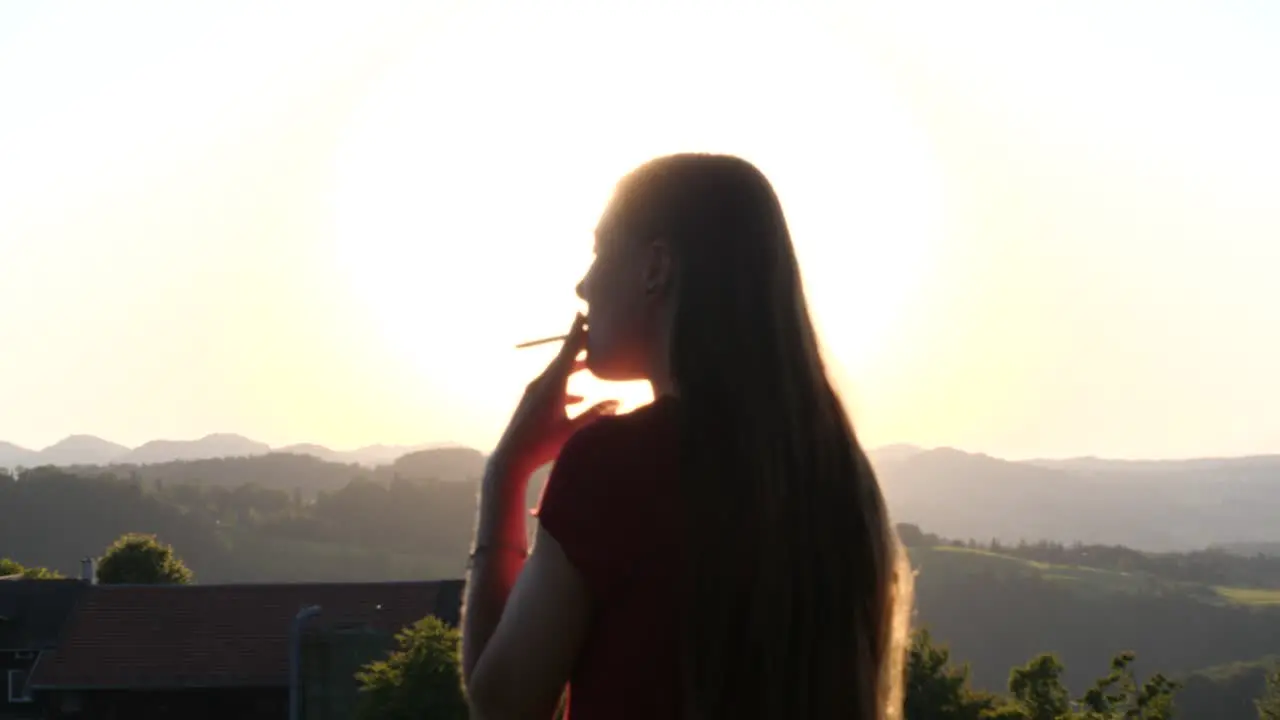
[[897, 523, 928, 548], [1008, 654, 1071, 720], [1076, 651, 1179, 720], [354, 616, 468, 720], [1259, 666, 1280, 720], [903, 629, 1181, 720], [904, 629, 1019, 719], [95, 533, 194, 585], [0, 557, 64, 579]]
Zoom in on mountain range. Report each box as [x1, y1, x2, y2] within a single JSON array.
[[0, 433, 455, 469], [5, 434, 1279, 551], [870, 444, 1280, 551]]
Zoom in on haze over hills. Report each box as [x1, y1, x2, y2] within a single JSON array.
[[125, 433, 271, 464], [3, 431, 1276, 552], [0, 433, 458, 469], [40, 434, 130, 465], [870, 446, 1280, 551]]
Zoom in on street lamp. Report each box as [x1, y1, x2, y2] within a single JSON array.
[[289, 605, 322, 720]]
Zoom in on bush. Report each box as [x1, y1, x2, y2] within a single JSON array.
[[355, 616, 468, 720]]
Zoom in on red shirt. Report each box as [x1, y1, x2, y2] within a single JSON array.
[[535, 395, 683, 719]]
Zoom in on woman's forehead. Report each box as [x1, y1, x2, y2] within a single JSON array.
[[593, 204, 628, 248], [592, 223, 647, 261], [592, 224, 622, 253], [595, 193, 626, 230], [593, 173, 655, 247]]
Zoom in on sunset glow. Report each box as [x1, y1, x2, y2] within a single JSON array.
[[2, 2, 1277, 459], [329, 5, 943, 439]]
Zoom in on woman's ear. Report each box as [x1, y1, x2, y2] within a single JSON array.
[[643, 237, 672, 295]]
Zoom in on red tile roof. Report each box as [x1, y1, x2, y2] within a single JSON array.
[[30, 580, 462, 690], [0, 579, 88, 650]]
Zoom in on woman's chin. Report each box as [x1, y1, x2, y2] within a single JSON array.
[[584, 356, 632, 383]]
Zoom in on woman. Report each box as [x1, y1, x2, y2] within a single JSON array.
[[461, 153, 913, 720]]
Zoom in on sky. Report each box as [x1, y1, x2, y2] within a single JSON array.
[[1, 1, 1277, 460]]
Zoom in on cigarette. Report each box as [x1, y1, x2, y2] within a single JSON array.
[[515, 334, 569, 349]]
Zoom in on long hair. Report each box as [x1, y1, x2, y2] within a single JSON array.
[[611, 154, 913, 719]]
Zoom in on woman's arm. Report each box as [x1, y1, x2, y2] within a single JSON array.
[[462, 455, 592, 720], [466, 523, 590, 719], [460, 314, 609, 718], [460, 455, 533, 683]]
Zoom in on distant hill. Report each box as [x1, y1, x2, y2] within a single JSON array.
[[872, 447, 1280, 551], [274, 442, 457, 466], [391, 447, 487, 482], [347, 443, 455, 466], [867, 443, 926, 465], [40, 435, 130, 466], [274, 443, 345, 463], [5, 432, 1279, 550], [45, 446, 503, 500], [122, 433, 271, 464], [1026, 454, 1280, 476], [1214, 541, 1280, 557], [0, 435, 460, 469], [0, 441, 38, 468]]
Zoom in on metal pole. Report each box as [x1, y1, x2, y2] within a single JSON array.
[[289, 605, 322, 720]]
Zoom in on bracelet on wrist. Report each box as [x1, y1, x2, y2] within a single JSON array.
[[467, 542, 528, 569]]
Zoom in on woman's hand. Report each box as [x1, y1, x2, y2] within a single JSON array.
[[493, 313, 619, 479]]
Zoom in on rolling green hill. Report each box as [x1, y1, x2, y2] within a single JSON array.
[[908, 545, 1280, 606], [903, 538, 1280, 706]]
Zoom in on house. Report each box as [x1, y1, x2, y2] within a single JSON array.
[[29, 580, 463, 720], [0, 579, 88, 720]]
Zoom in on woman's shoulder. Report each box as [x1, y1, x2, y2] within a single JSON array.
[[559, 396, 679, 463], [536, 397, 681, 600]]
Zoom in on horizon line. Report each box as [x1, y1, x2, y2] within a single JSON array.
[[3, 434, 1279, 466]]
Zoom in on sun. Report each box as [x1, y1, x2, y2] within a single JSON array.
[[328, 5, 944, 449]]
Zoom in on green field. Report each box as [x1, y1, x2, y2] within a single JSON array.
[[1212, 586, 1280, 606], [907, 545, 1280, 606]]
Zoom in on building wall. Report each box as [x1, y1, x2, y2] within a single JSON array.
[[43, 687, 286, 720], [302, 627, 396, 720], [0, 650, 41, 720]]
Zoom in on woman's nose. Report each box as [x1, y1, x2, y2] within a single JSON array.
[[575, 277, 586, 300]]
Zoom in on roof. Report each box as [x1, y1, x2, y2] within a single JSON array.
[[30, 579, 463, 690], [0, 579, 88, 650]]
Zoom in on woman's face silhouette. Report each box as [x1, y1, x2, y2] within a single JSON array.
[[575, 201, 671, 383], [576, 227, 646, 382]]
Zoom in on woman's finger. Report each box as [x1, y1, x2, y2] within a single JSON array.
[[548, 314, 588, 377], [565, 394, 586, 405], [526, 321, 586, 393], [570, 399, 620, 429]]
